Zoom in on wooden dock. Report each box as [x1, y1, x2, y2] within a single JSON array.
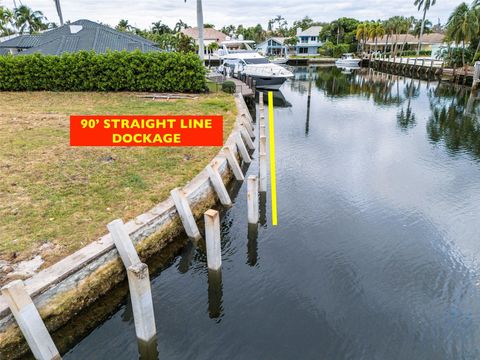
[[364, 56, 480, 86], [230, 77, 254, 97]]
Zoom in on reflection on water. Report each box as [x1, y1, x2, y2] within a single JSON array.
[[207, 269, 223, 319], [427, 85, 480, 160], [64, 67, 480, 360]]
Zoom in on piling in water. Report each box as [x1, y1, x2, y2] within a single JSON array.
[[247, 175, 259, 224], [204, 209, 222, 271], [127, 263, 157, 343]]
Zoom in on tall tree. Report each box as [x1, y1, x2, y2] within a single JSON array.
[[414, 0, 436, 56], [356, 22, 370, 52], [383, 19, 396, 53], [0, 6, 14, 35], [446, 2, 478, 67], [400, 16, 416, 54], [116, 19, 132, 32], [369, 22, 385, 52], [184, 0, 204, 60], [14, 5, 46, 34], [174, 19, 188, 33], [151, 20, 171, 35]]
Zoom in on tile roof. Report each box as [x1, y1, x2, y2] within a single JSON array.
[[365, 33, 445, 45], [181, 27, 227, 42], [0, 35, 42, 48], [0, 19, 160, 55]]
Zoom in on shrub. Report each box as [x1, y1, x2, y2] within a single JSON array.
[[318, 41, 350, 58], [222, 80, 236, 94], [0, 50, 207, 92], [386, 50, 432, 57]]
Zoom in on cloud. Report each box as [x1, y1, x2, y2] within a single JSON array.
[[7, 0, 459, 30]]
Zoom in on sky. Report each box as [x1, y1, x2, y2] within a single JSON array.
[[2, 0, 463, 30]]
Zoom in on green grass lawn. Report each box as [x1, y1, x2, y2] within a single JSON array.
[[0, 92, 236, 267]]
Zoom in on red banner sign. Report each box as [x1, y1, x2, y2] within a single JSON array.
[[70, 115, 223, 146]]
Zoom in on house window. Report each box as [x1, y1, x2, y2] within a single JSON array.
[[300, 37, 308, 43], [298, 47, 308, 54], [311, 36, 316, 42]]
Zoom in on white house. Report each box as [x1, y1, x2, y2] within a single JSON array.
[[256, 37, 288, 56], [295, 26, 322, 56]]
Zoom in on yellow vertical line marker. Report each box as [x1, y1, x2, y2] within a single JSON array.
[[268, 91, 278, 226]]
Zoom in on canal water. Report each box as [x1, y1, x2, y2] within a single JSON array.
[[64, 67, 480, 359]]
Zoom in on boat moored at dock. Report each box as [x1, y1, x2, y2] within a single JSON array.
[[217, 40, 293, 90]]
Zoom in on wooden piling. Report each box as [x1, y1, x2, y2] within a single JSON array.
[[222, 146, 244, 181], [127, 262, 157, 343], [1, 280, 61, 360], [204, 209, 222, 271], [247, 176, 259, 224], [235, 132, 252, 163], [170, 188, 201, 240], [206, 164, 232, 207]]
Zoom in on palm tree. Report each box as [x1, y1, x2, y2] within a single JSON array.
[[414, 0, 436, 56], [383, 19, 395, 53], [390, 16, 405, 56], [471, 1, 480, 62], [174, 19, 188, 33], [115, 19, 131, 32], [331, 19, 344, 45], [53, 0, 63, 26], [446, 2, 478, 67], [0, 7, 14, 35], [151, 21, 171, 35], [400, 16, 415, 55], [413, 19, 432, 37], [369, 22, 385, 52], [356, 22, 370, 53], [185, 0, 204, 60], [14, 5, 46, 34]]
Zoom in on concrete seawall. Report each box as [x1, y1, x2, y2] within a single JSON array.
[[0, 93, 253, 358]]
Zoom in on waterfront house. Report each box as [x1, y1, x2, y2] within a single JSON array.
[[181, 27, 227, 54], [256, 37, 288, 56], [295, 26, 323, 56], [364, 33, 445, 54], [0, 19, 160, 55]]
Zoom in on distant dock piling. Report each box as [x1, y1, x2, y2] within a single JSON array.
[[247, 175, 259, 224]]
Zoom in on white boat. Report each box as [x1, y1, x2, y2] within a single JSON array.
[[335, 53, 361, 67], [270, 57, 288, 65], [217, 40, 293, 90]]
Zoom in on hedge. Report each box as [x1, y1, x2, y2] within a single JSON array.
[[385, 50, 432, 57], [0, 50, 207, 92]]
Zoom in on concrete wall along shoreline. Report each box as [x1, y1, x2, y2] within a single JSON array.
[[0, 93, 254, 358]]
